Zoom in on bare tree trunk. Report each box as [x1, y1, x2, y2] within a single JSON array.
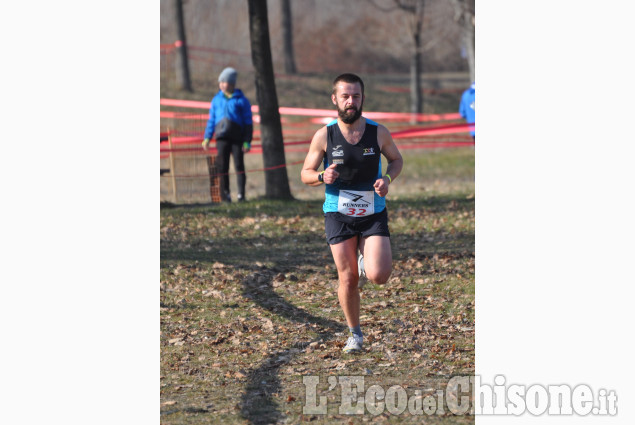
[[281, 0, 297, 74], [247, 0, 293, 200], [450, 0, 475, 83], [366, 0, 426, 118], [464, 0, 475, 82], [379, 0, 425, 119], [410, 26, 422, 117], [174, 0, 192, 92], [409, 0, 424, 119]]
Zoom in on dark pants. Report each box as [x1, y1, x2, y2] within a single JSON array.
[[216, 138, 245, 201]]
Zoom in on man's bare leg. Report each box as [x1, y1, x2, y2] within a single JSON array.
[[358, 235, 392, 285], [330, 236, 361, 328]]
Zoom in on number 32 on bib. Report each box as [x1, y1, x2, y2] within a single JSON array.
[[337, 190, 374, 217]]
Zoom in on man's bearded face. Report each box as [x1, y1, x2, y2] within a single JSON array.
[[333, 81, 364, 124], [337, 102, 363, 124]]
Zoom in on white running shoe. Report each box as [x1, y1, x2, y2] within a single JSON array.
[[357, 253, 367, 288], [342, 334, 363, 353]]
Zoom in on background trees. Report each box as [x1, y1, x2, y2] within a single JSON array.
[[174, 0, 192, 92], [450, 0, 475, 82], [280, 0, 297, 75], [160, 0, 474, 200], [247, 0, 293, 200], [160, 0, 472, 78]]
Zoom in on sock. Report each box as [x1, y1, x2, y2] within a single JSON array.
[[350, 325, 363, 338]]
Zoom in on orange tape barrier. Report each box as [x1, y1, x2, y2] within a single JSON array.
[[378, 86, 465, 95], [160, 110, 288, 125], [161, 98, 210, 109], [161, 159, 306, 179], [160, 136, 473, 179], [160, 98, 462, 122], [160, 42, 249, 57], [391, 122, 472, 138], [160, 137, 473, 161], [160, 120, 471, 153]]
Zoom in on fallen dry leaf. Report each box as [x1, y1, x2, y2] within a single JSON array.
[[261, 318, 274, 331]]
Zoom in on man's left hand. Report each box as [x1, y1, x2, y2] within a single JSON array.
[[374, 176, 390, 197]]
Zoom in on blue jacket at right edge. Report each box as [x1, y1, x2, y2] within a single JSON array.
[[459, 82, 475, 137], [203, 89, 253, 143]]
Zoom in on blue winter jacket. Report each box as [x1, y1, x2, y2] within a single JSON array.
[[459, 83, 475, 137], [203, 89, 253, 142]]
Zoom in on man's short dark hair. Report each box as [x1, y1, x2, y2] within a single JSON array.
[[332, 73, 365, 96]]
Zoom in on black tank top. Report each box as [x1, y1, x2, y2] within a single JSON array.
[[325, 119, 381, 187]]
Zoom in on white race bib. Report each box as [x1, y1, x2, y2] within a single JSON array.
[[337, 190, 374, 217]]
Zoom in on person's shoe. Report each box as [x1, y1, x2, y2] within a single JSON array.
[[237, 194, 246, 202], [357, 253, 367, 288], [342, 334, 363, 353]]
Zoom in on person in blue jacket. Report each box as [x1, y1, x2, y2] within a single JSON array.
[[459, 82, 475, 139], [202, 67, 253, 202]]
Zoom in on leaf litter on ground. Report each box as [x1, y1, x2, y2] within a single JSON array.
[[161, 150, 474, 424]]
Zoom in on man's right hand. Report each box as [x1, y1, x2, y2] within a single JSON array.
[[202, 138, 210, 150], [323, 163, 339, 184]]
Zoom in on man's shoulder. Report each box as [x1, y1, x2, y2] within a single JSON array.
[[365, 118, 379, 127], [370, 120, 389, 135], [362, 117, 386, 131], [311, 125, 329, 146], [372, 121, 394, 149], [315, 125, 329, 137]]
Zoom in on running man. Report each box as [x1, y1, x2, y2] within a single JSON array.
[[301, 73, 403, 353]]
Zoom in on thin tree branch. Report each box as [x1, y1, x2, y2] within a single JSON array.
[[366, 0, 399, 12]]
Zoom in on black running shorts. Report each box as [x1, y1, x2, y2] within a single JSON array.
[[324, 208, 390, 245]]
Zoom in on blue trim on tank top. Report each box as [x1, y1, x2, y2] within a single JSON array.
[[327, 118, 378, 127], [322, 117, 384, 214], [322, 157, 385, 214]]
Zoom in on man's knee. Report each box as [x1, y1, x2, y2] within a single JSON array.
[[368, 269, 391, 285], [338, 270, 361, 289]]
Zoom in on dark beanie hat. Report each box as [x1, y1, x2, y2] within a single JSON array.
[[218, 67, 238, 84]]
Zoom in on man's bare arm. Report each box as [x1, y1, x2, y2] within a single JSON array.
[[379, 124, 403, 181], [373, 125, 404, 196], [301, 127, 329, 186]]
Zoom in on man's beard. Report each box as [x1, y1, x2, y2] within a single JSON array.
[[338, 104, 363, 124]]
